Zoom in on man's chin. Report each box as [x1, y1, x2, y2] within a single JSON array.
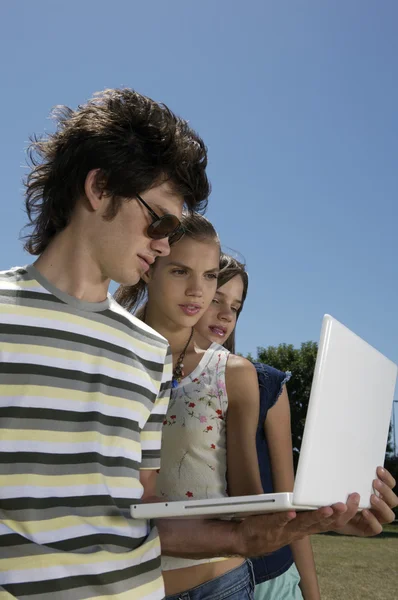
[[115, 269, 141, 288]]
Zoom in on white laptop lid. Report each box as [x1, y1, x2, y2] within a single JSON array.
[[293, 315, 397, 509]]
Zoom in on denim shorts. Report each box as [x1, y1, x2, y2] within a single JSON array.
[[165, 560, 255, 600]]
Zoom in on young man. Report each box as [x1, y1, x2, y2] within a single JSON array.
[[0, 88, 210, 600], [1, 88, 397, 600]]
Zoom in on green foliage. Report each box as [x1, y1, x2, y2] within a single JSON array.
[[386, 422, 395, 456], [256, 341, 318, 469]]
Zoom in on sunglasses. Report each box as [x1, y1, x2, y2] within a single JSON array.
[[136, 194, 184, 245]]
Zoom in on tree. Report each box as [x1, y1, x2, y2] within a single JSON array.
[[256, 341, 318, 470], [386, 423, 395, 457]]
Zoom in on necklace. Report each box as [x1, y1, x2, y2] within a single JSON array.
[[141, 306, 193, 389], [172, 328, 194, 388]]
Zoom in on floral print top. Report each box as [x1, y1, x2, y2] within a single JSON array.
[[157, 342, 229, 570]]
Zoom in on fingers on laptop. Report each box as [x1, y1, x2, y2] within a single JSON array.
[[307, 495, 361, 534], [359, 510, 383, 535], [373, 479, 398, 507], [287, 505, 345, 537], [324, 494, 360, 529], [369, 494, 396, 524], [374, 468, 398, 509], [376, 466, 396, 492]]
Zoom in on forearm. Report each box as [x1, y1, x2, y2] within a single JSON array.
[[156, 517, 241, 559], [290, 537, 320, 600]]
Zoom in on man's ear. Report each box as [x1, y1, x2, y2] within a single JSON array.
[[84, 169, 106, 211]]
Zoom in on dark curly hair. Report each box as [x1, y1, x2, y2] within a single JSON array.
[[24, 88, 210, 255]]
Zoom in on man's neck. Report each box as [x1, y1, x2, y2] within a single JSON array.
[[33, 229, 110, 303]]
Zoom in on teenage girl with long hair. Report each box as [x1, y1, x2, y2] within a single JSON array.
[[116, 214, 262, 599]]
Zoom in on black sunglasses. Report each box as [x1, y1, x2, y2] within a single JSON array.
[[136, 194, 184, 245]]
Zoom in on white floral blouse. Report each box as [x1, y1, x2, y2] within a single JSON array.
[[157, 342, 230, 570]]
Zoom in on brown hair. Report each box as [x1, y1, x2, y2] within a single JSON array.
[[24, 88, 210, 255], [114, 212, 219, 313], [217, 253, 248, 353]]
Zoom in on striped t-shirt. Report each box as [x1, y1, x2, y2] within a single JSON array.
[[0, 265, 172, 600]]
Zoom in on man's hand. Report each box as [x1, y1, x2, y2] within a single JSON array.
[[237, 467, 397, 556], [236, 494, 360, 557], [334, 466, 397, 537], [157, 467, 397, 560]]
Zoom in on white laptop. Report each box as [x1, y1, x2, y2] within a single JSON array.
[[131, 315, 397, 520]]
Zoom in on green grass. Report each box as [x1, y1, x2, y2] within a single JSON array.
[[312, 526, 398, 600]]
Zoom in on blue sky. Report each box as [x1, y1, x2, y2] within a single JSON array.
[[1, 1, 397, 447]]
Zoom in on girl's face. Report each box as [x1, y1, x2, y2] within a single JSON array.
[[194, 275, 244, 345], [145, 236, 220, 329]]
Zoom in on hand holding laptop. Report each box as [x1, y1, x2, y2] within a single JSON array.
[[234, 466, 397, 558], [157, 468, 397, 560], [234, 494, 359, 557], [333, 466, 397, 537]]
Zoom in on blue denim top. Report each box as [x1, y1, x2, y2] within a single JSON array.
[[251, 362, 294, 583]]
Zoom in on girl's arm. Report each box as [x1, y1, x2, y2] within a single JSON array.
[[265, 385, 321, 600], [225, 355, 264, 496]]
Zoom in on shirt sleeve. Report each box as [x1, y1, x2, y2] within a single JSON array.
[[140, 346, 172, 470], [255, 362, 292, 425]]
